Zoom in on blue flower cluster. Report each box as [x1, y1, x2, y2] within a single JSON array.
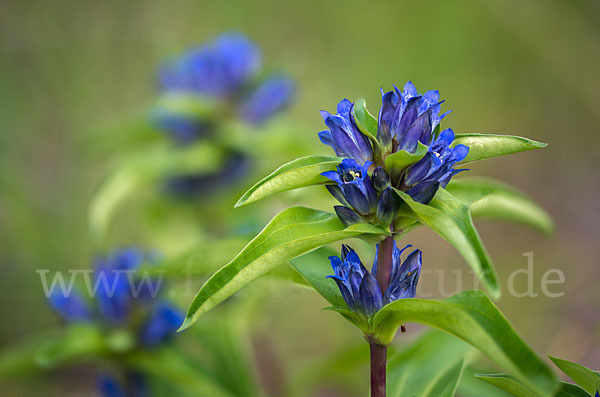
[[48, 248, 183, 396], [155, 33, 294, 197], [327, 243, 422, 316], [319, 82, 469, 214], [157, 32, 295, 144], [49, 248, 183, 346]]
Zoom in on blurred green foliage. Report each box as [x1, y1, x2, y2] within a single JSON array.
[[1, 0, 599, 395]]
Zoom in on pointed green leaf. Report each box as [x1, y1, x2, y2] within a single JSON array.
[[475, 374, 538, 397], [180, 207, 387, 330], [352, 99, 379, 142], [452, 133, 547, 164], [289, 247, 345, 307], [372, 290, 557, 396], [550, 356, 600, 395], [384, 141, 428, 179], [394, 188, 500, 298], [476, 374, 591, 397], [387, 330, 476, 397], [446, 177, 554, 234], [235, 155, 341, 207], [555, 382, 594, 397]]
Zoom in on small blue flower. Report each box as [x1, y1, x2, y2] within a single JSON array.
[[138, 302, 184, 347], [94, 248, 146, 324], [164, 151, 252, 197], [240, 76, 295, 125], [379, 81, 451, 153], [158, 33, 260, 98], [48, 289, 91, 323], [98, 373, 148, 397], [404, 128, 469, 203], [155, 112, 213, 145], [319, 99, 373, 163], [321, 158, 378, 217], [327, 243, 422, 316]]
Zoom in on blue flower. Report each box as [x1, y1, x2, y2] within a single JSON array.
[[319, 99, 373, 163], [164, 151, 252, 197], [158, 33, 260, 98], [98, 373, 148, 397], [327, 243, 422, 316], [404, 128, 469, 203], [155, 112, 213, 145], [240, 76, 295, 125], [48, 289, 91, 323], [94, 248, 146, 324], [378, 81, 451, 153], [138, 302, 184, 347], [321, 158, 378, 218]]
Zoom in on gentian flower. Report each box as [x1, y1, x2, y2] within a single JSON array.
[[321, 159, 378, 221], [403, 128, 469, 203], [48, 289, 91, 323], [240, 76, 295, 125], [327, 243, 422, 316], [320, 81, 469, 216], [319, 99, 373, 163], [138, 302, 184, 347], [378, 81, 450, 153], [158, 33, 260, 98], [98, 373, 148, 397], [156, 32, 294, 144], [321, 159, 400, 226], [47, 248, 183, 350]]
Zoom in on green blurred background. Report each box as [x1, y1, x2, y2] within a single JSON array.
[[1, 0, 599, 395]]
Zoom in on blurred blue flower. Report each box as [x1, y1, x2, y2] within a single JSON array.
[[164, 151, 252, 198], [319, 99, 373, 163], [47, 248, 182, 349], [327, 243, 421, 316], [98, 373, 148, 397], [158, 33, 260, 98], [240, 76, 295, 125], [139, 302, 184, 347], [48, 289, 91, 323], [155, 113, 213, 145], [403, 128, 468, 203]]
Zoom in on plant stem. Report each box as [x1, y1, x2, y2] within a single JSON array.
[[370, 235, 394, 397], [370, 342, 387, 397], [376, 235, 395, 293]]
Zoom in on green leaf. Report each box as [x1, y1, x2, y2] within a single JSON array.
[[476, 374, 591, 397], [452, 133, 547, 164], [89, 142, 222, 241], [126, 348, 231, 397], [384, 141, 428, 179], [387, 330, 476, 397], [180, 206, 387, 330], [372, 290, 557, 396], [352, 99, 379, 142], [475, 374, 538, 397], [394, 188, 500, 298], [155, 93, 217, 119], [289, 247, 346, 307], [446, 177, 554, 234], [555, 382, 594, 397], [235, 155, 341, 207], [34, 324, 106, 369], [550, 356, 600, 395]]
